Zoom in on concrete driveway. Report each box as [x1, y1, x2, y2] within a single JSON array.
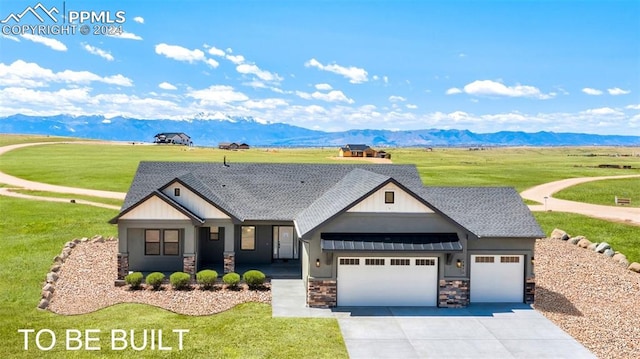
[[271, 280, 595, 359]]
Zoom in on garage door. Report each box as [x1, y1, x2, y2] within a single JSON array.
[[337, 257, 438, 306], [470, 255, 524, 303]]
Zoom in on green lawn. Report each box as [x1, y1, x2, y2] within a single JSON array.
[[0, 134, 88, 147], [0, 197, 347, 358], [1, 144, 638, 192], [11, 189, 124, 207], [554, 177, 640, 208], [534, 211, 640, 262]]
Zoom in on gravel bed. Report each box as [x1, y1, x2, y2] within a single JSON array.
[[534, 238, 640, 359], [48, 241, 270, 316]]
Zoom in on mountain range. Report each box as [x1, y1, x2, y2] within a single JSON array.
[[1, 114, 639, 147]]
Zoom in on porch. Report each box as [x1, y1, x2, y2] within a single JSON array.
[[199, 259, 302, 279]]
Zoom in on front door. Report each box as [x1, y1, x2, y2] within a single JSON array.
[[273, 226, 296, 259]]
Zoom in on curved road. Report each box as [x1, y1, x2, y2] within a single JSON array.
[[0, 142, 639, 225]]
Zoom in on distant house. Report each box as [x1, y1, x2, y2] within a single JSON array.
[[339, 144, 378, 158], [154, 133, 191, 146], [219, 142, 250, 150]]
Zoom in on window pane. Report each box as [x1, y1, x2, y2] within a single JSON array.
[[210, 227, 219, 241], [385, 191, 395, 204], [145, 229, 160, 242], [145, 242, 160, 255], [164, 229, 179, 242], [164, 242, 179, 256], [241, 226, 255, 250]]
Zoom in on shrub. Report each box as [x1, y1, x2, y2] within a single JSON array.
[[196, 269, 218, 289], [223, 272, 240, 288], [124, 272, 143, 290], [145, 272, 165, 290], [169, 272, 191, 290], [243, 270, 266, 289]]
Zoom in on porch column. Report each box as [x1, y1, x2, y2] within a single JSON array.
[[224, 252, 235, 273], [117, 253, 129, 280]]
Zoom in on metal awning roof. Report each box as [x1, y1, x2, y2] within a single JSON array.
[[320, 233, 462, 252]]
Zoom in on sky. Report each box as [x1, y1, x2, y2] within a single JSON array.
[[0, 0, 639, 135]]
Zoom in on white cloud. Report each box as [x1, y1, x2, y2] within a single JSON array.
[[582, 107, 623, 116], [82, 44, 114, 61], [107, 31, 142, 40], [0, 60, 132, 87], [206, 58, 219, 68], [582, 87, 603, 96], [155, 43, 206, 63], [242, 98, 288, 109], [406, 104, 418, 109], [133, 16, 144, 24], [226, 54, 245, 64], [383, 76, 388, 84], [607, 87, 630, 96], [158, 82, 177, 90], [236, 64, 282, 82], [187, 85, 249, 105], [446, 87, 463, 95], [388, 95, 406, 102], [304, 58, 368, 84], [462, 80, 554, 99], [207, 46, 226, 57], [315, 83, 333, 91], [1, 34, 20, 42], [626, 104, 640, 110], [20, 34, 67, 51], [296, 90, 354, 104]]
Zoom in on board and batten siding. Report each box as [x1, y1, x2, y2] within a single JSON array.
[[119, 196, 191, 221], [162, 183, 230, 219], [347, 183, 434, 213]]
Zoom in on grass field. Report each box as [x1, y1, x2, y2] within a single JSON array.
[[1, 143, 639, 192], [554, 177, 640, 208], [0, 134, 89, 147], [0, 196, 347, 358], [11, 190, 124, 207]]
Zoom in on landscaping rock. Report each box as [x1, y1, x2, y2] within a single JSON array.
[[53, 255, 63, 264], [551, 228, 567, 240], [37, 299, 49, 310], [64, 241, 76, 249], [91, 235, 104, 243], [604, 249, 615, 257], [596, 242, 611, 253], [50, 264, 61, 273], [73, 238, 81, 244], [80, 237, 88, 242], [561, 233, 570, 241], [613, 253, 627, 263], [41, 290, 52, 300], [46, 272, 59, 283], [43, 283, 55, 293], [569, 236, 584, 245], [628, 262, 640, 273], [587, 242, 599, 251], [577, 238, 592, 248], [619, 258, 630, 267]]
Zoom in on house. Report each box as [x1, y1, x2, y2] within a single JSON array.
[[218, 142, 249, 150], [110, 162, 543, 308], [154, 133, 192, 146], [238, 143, 250, 150], [339, 144, 377, 157]]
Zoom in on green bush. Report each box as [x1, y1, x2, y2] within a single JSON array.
[[223, 272, 240, 288], [243, 270, 266, 289], [169, 272, 191, 290], [124, 272, 143, 289], [145, 272, 165, 290], [196, 269, 218, 289]]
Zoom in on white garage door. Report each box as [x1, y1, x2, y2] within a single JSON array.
[[337, 257, 438, 306], [470, 255, 524, 303]]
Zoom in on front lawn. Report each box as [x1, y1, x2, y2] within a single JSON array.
[[554, 177, 640, 208], [0, 197, 347, 358]]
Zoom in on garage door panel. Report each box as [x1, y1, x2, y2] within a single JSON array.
[[470, 255, 524, 303], [337, 257, 438, 306]]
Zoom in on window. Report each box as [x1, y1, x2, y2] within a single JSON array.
[[145, 229, 160, 255], [365, 258, 385, 266], [210, 226, 221, 241], [390, 258, 410, 266], [384, 191, 395, 204], [416, 258, 436, 266], [475, 256, 495, 263], [241, 226, 255, 250], [500, 256, 520, 263], [174, 188, 180, 196], [339, 258, 360, 265]]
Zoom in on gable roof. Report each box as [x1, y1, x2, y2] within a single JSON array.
[[115, 161, 544, 239], [344, 144, 371, 151], [110, 190, 204, 224]]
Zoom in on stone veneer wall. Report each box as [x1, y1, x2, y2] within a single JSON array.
[[223, 252, 235, 273], [439, 279, 469, 308], [307, 279, 337, 308], [183, 255, 196, 275], [117, 253, 129, 280], [525, 277, 535, 304]]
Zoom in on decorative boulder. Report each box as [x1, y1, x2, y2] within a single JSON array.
[[569, 236, 584, 245], [550, 228, 567, 240], [577, 238, 592, 248], [37, 299, 50, 310], [46, 272, 59, 283], [603, 248, 615, 257], [628, 262, 640, 273], [587, 242, 599, 251], [619, 258, 630, 267], [595, 242, 611, 253], [612, 253, 627, 263]]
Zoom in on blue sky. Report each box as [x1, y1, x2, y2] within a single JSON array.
[[0, 0, 638, 135]]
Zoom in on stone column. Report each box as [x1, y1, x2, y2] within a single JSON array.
[[438, 279, 470, 308], [117, 253, 129, 280], [183, 254, 196, 276], [525, 277, 535, 304], [307, 278, 337, 308], [223, 251, 235, 273]]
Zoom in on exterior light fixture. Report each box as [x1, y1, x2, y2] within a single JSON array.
[[531, 257, 535, 265], [316, 258, 320, 267], [456, 259, 463, 269]]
